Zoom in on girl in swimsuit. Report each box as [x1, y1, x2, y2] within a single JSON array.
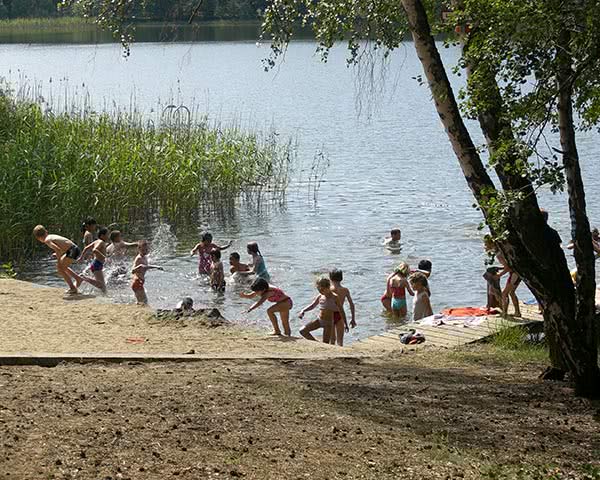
[[238, 242, 270, 282], [387, 262, 413, 318], [299, 277, 346, 344], [241, 277, 293, 336], [190, 232, 232, 275]]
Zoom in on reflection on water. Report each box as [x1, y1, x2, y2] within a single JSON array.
[[5, 35, 600, 342]]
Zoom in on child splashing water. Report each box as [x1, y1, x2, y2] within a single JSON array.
[[241, 278, 293, 336], [387, 262, 414, 318], [131, 240, 164, 305], [81, 217, 97, 260], [77, 227, 109, 294], [299, 277, 346, 344], [190, 232, 232, 275], [329, 269, 356, 346], [238, 242, 270, 282]]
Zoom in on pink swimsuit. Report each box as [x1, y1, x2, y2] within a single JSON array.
[[267, 288, 292, 307], [197, 243, 218, 274]]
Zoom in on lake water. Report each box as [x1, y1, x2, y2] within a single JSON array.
[[2, 25, 599, 341]]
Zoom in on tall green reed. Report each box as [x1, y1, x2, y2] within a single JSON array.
[[0, 91, 293, 261]]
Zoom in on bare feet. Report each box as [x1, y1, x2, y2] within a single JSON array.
[[269, 331, 282, 336]]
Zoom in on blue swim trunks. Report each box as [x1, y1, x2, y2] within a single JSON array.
[[391, 297, 407, 311], [90, 259, 104, 272]]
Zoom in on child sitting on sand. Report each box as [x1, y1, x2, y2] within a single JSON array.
[[131, 240, 164, 305], [409, 272, 433, 321], [77, 226, 109, 294], [299, 277, 346, 344], [33, 225, 83, 295], [329, 269, 356, 346], [241, 278, 293, 336], [383, 228, 402, 251], [387, 262, 414, 318], [190, 232, 232, 275], [210, 250, 226, 293]]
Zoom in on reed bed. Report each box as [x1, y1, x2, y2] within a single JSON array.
[[0, 17, 92, 31], [0, 92, 293, 261]]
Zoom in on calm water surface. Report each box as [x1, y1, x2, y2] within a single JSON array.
[[2, 29, 599, 340]]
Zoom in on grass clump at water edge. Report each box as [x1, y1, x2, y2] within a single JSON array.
[[0, 91, 293, 261]]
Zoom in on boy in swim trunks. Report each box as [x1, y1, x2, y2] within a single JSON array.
[[229, 252, 250, 274], [33, 225, 83, 295], [329, 269, 356, 346], [131, 240, 164, 305], [77, 227, 109, 293]]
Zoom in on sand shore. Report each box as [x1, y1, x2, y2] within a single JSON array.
[[0, 279, 368, 358]]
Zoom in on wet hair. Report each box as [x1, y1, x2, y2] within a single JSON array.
[[540, 208, 549, 222], [329, 269, 343, 282], [210, 249, 221, 260], [247, 242, 262, 256], [316, 277, 331, 290], [394, 262, 410, 277], [229, 252, 241, 261], [201, 232, 213, 243], [137, 240, 148, 250], [179, 297, 194, 310], [409, 272, 429, 288], [33, 225, 47, 238], [109, 230, 121, 242], [417, 260, 432, 273], [97, 227, 109, 238], [250, 277, 269, 293], [81, 216, 97, 233], [390, 228, 401, 237]]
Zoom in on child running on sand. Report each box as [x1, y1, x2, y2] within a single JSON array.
[[387, 262, 414, 318], [33, 225, 83, 294], [238, 242, 270, 282], [190, 232, 232, 275], [329, 269, 356, 346], [131, 240, 164, 305], [299, 277, 346, 344], [107, 230, 138, 258], [210, 250, 226, 293], [77, 227, 109, 293], [409, 272, 433, 321], [241, 278, 293, 336]]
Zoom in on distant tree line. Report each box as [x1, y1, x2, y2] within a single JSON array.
[[0, 0, 269, 21]]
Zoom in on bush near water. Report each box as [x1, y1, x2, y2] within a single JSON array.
[[0, 92, 292, 261]]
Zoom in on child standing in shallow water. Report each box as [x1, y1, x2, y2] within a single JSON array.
[[210, 250, 226, 293], [329, 269, 356, 346], [387, 263, 414, 318], [238, 242, 270, 282], [131, 240, 164, 305], [409, 272, 433, 321], [77, 227, 109, 293], [299, 277, 346, 344], [190, 232, 232, 275], [81, 217, 97, 260], [241, 278, 293, 336]]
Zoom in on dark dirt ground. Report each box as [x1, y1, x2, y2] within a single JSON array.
[[0, 346, 599, 480]]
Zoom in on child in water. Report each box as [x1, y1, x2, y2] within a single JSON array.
[[190, 232, 232, 275], [210, 250, 226, 293], [299, 277, 346, 344], [229, 252, 250, 274], [77, 226, 109, 293], [107, 230, 138, 258], [383, 228, 402, 251], [241, 278, 293, 336], [329, 269, 356, 346], [33, 225, 83, 295], [409, 272, 433, 321], [131, 240, 164, 305], [387, 262, 414, 318], [81, 217, 98, 260], [238, 242, 270, 282]]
